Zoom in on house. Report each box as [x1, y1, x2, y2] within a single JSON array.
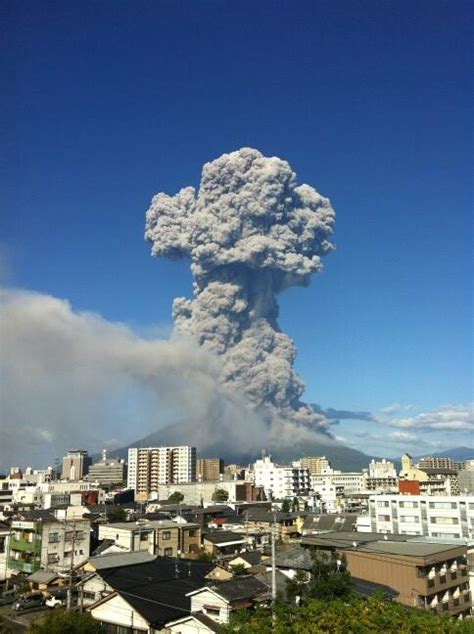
[[242, 508, 300, 542], [268, 547, 313, 579], [228, 551, 262, 570], [202, 531, 247, 558], [166, 612, 220, 632], [86, 556, 215, 630], [185, 576, 269, 625], [27, 570, 64, 592], [205, 564, 234, 582], [98, 520, 201, 557]]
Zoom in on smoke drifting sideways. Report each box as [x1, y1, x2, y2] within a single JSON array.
[[0, 289, 335, 470], [145, 148, 335, 436]]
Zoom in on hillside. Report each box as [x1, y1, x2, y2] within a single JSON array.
[[106, 423, 375, 471]]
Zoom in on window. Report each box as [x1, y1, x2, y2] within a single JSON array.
[[188, 529, 196, 537], [47, 553, 59, 564], [65, 531, 74, 542], [377, 515, 390, 522], [161, 531, 171, 540], [48, 533, 60, 543], [377, 501, 389, 508], [164, 547, 173, 556]]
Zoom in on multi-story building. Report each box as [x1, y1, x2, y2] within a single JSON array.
[[197, 458, 224, 482], [7, 511, 90, 575], [0, 523, 10, 581], [345, 541, 471, 619], [88, 450, 126, 486], [418, 457, 465, 472], [369, 494, 474, 539], [302, 532, 471, 619], [365, 460, 398, 493], [458, 462, 474, 494], [253, 455, 310, 500], [98, 520, 201, 557], [311, 472, 365, 495], [62, 449, 91, 481], [127, 447, 196, 498], [298, 456, 333, 475]]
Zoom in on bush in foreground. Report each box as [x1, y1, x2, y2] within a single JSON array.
[[221, 594, 473, 633], [29, 611, 103, 633]]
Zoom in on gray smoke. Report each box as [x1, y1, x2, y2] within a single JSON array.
[[145, 148, 335, 433]]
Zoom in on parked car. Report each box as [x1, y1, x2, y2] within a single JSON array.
[[45, 595, 64, 608], [44, 590, 67, 609], [12, 593, 44, 611], [0, 595, 16, 606]]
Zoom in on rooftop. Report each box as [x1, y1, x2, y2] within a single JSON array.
[[92, 557, 215, 627]]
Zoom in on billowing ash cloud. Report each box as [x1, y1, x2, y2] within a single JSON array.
[[0, 288, 336, 469], [145, 148, 335, 432]]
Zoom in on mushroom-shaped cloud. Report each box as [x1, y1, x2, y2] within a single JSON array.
[[145, 148, 335, 433]]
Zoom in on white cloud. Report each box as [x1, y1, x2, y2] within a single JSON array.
[[392, 404, 474, 431]]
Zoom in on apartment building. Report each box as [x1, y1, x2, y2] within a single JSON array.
[[197, 458, 224, 482], [345, 541, 471, 619], [127, 446, 196, 498], [8, 512, 90, 575], [302, 532, 471, 619], [311, 472, 366, 495], [369, 495, 474, 539], [298, 456, 332, 475], [418, 457, 465, 472], [253, 455, 310, 500]]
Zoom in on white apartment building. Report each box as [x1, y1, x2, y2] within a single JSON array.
[[311, 472, 366, 495], [368, 459, 397, 479], [369, 494, 474, 539], [253, 455, 310, 500], [127, 446, 196, 498]]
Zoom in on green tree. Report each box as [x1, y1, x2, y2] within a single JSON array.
[[106, 506, 127, 522], [305, 549, 352, 600], [29, 611, 103, 633], [168, 491, 185, 504], [212, 488, 229, 503], [231, 563, 247, 576], [281, 499, 291, 513], [221, 594, 473, 633]]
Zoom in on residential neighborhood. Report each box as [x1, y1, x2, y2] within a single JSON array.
[[0, 446, 473, 631]]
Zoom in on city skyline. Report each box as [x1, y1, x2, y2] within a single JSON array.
[[1, 1, 472, 468]]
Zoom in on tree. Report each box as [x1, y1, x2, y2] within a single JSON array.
[[305, 549, 352, 600], [212, 488, 229, 503], [281, 499, 291, 513], [29, 611, 103, 634], [221, 594, 474, 633], [231, 563, 247, 576], [106, 506, 127, 522], [168, 491, 184, 504]]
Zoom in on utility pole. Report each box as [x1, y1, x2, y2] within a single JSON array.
[[271, 510, 277, 626]]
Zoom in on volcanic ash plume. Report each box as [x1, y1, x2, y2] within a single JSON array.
[[145, 148, 335, 433]]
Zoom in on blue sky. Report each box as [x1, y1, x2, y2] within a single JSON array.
[[1, 0, 472, 462]]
